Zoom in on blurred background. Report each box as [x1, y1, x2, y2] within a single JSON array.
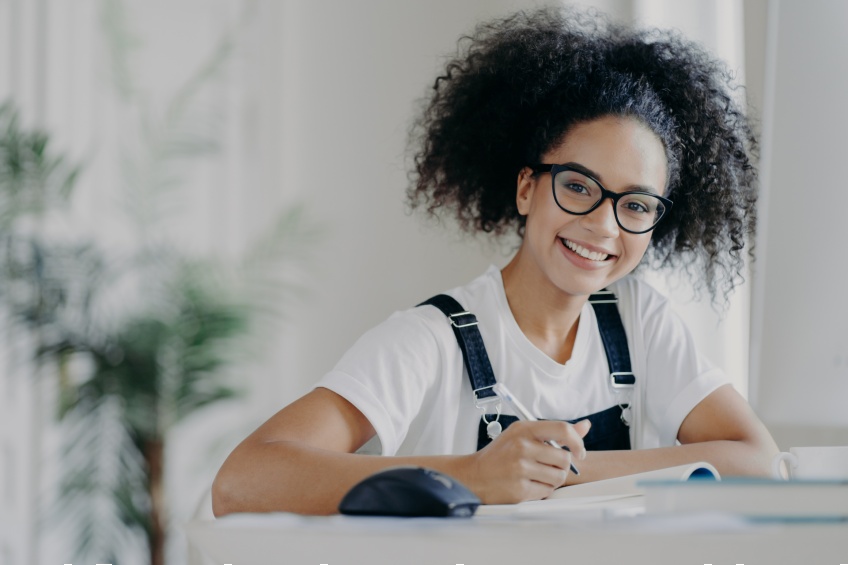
[[0, 0, 845, 564]]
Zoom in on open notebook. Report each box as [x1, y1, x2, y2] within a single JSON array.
[[475, 462, 719, 517]]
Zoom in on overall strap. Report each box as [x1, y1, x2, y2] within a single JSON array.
[[588, 289, 636, 390], [419, 291, 636, 401], [417, 294, 499, 409]]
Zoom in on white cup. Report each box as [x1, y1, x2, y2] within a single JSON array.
[[771, 446, 848, 480]]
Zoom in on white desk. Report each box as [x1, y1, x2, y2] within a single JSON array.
[[187, 510, 848, 565]]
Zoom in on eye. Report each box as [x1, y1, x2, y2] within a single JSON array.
[[623, 200, 649, 214], [619, 194, 658, 216], [565, 182, 590, 195], [553, 170, 599, 205]]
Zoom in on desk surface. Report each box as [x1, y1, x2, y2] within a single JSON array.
[[187, 510, 848, 565]]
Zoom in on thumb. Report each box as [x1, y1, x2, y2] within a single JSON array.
[[573, 419, 592, 438]]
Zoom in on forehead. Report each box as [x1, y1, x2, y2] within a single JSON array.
[[544, 117, 668, 192]]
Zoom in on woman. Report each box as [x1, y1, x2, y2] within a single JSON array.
[[213, 7, 778, 516]]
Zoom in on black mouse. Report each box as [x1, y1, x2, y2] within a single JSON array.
[[338, 466, 481, 517]]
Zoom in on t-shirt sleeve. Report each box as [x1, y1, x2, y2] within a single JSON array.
[[636, 286, 731, 447], [314, 308, 445, 456]]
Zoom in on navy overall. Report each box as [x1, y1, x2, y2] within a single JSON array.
[[418, 289, 634, 452]]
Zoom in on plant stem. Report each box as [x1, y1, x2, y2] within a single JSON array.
[[145, 438, 165, 565]]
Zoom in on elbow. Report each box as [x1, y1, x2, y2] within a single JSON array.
[[751, 421, 781, 477], [736, 431, 781, 478], [211, 460, 242, 518], [210, 473, 231, 518], [752, 438, 781, 478], [741, 445, 778, 478]]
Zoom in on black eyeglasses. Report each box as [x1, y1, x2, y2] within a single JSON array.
[[528, 164, 673, 234]]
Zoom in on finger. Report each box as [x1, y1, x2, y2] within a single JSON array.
[[525, 458, 570, 490], [573, 419, 592, 438], [530, 436, 573, 469], [522, 479, 558, 502], [528, 420, 588, 460], [568, 419, 592, 460]]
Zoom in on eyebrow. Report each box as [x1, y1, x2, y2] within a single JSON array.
[[562, 161, 661, 195]]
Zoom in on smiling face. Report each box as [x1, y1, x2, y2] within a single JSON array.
[[513, 116, 668, 298]]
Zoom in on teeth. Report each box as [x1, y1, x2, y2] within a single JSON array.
[[564, 239, 609, 261]]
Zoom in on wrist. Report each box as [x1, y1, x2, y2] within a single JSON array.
[[444, 452, 487, 502]]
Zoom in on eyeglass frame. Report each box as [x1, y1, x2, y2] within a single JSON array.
[[527, 163, 674, 235]]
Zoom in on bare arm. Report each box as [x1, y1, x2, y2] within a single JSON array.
[[212, 387, 590, 516], [565, 384, 779, 485]]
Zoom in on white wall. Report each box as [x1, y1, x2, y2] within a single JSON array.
[[751, 0, 848, 446]]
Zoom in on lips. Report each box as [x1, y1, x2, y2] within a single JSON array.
[[561, 238, 615, 262]]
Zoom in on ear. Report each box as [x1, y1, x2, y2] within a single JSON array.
[[516, 167, 536, 216]]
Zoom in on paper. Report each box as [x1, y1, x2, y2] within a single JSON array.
[[475, 462, 719, 518], [476, 493, 644, 519], [549, 462, 719, 499]]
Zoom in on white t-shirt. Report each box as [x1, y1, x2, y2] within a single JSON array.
[[316, 266, 728, 456]]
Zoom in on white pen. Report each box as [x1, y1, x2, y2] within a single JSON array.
[[492, 382, 580, 476]]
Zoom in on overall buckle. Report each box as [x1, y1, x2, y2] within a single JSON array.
[[610, 372, 635, 389], [449, 311, 479, 328], [589, 289, 618, 304], [472, 385, 500, 409]]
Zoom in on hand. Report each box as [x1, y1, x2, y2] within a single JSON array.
[[463, 419, 591, 504]]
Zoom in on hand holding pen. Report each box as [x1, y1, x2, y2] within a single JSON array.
[[492, 382, 585, 476]]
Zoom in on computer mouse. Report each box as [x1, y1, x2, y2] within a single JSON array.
[[338, 466, 481, 517]]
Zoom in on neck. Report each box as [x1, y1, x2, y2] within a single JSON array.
[[501, 252, 589, 364]]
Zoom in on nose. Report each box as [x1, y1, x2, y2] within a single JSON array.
[[581, 197, 620, 237]]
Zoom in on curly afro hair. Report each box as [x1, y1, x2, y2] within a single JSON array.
[[407, 7, 759, 304]]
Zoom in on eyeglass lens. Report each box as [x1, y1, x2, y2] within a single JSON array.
[[553, 169, 666, 233]]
